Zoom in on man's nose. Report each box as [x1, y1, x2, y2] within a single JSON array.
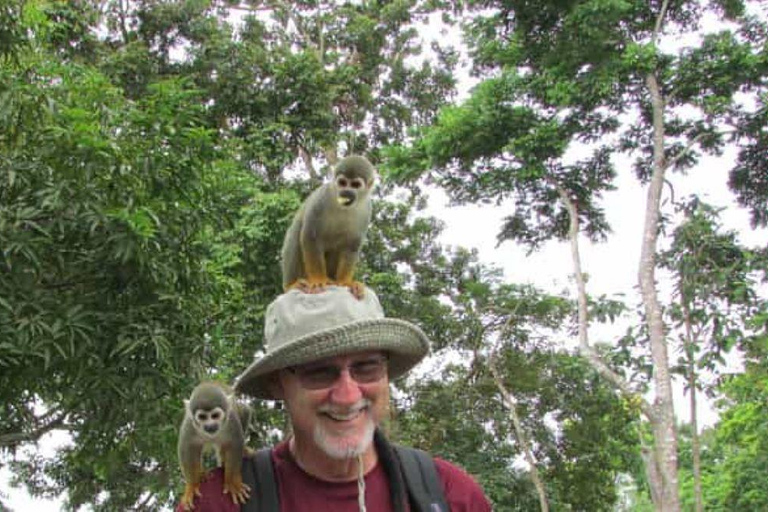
[[329, 368, 363, 404]]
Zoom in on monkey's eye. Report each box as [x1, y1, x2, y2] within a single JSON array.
[[196, 412, 208, 421], [350, 179, 364, 190], [337, 177, 349, 188], [210, 411, 221, 421]]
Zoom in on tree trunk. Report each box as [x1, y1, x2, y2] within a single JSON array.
[[641, 71, 681, 512], [488, 353, 549, 512], [683, 303, 704, 512], [555, 184, 656, 421], [689, 364, 703, 512], [640, 440, 664, 509]]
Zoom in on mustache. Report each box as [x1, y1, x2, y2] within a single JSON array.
[[317, 398, 371, 415]]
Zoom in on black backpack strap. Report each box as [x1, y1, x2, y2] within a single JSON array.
[[374, 431, 409, 512], [393, 445, 450, 512], [239, 439, 449, 512], [240, 448, 280, 512]]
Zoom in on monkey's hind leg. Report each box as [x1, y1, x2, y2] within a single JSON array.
[[221, 448, 251, 505], [334, 251, 365, 299], [298, 241, 333, 293]]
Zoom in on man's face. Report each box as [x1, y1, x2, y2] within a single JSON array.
[[276, 351, 390, 460]]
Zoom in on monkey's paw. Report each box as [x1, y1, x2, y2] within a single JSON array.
[[292, 278, 332, 294], [346, 281, 366, 300], [180, 483, 202, 511], [223, 480, 251, 505]]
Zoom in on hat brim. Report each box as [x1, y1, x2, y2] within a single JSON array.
[[234, 318, 430, 399]]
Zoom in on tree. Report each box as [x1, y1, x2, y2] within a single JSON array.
[[137, 0, 456, 178], [712, 322, 768, 511], [0, 1, 463, 508], [673, 298, 768, 511], [660, 197, 765, 512], [392, 260, 643, 510], [0, 39, 260, 512], [385, 1, 767, 509]]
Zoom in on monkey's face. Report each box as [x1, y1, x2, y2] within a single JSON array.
[[335, 173, 369, 207], [193, 407, 226, 438]]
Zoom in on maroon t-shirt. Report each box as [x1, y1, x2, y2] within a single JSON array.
[[176, 440, 492, 511]]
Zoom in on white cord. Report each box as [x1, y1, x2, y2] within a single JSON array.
[[357, 453, 367, 512]]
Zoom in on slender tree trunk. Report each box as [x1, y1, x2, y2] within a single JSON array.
[[553, 182, 668, 510], [554, 184, 654, 420], [688, 361, 703, 512], [641, 71, 681, 512], [640, 439, 664, 509], [683, 303, 704, 512], [488, 353, 549, 512]]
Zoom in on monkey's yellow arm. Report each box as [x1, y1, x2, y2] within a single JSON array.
[[179, 456, 205, 511], [221, 446, 251, 505]]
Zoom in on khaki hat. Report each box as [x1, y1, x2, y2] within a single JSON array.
[[234, 285, 430, 399]]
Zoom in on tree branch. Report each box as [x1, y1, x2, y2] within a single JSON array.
[[117, 0, 131, 45], [298, 145, 321, 181], [324, 147, 339, 168], [0, 411, 68, 449], [664, 132, 709, 172], [282, 4, 312, 51], [318, 18, 325, 64], [488, 335, 550, 512], [652, 0, 671, 46], [548, 178, 657, 422], [226, 4, 274, 13]]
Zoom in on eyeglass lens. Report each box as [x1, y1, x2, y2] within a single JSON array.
[[291, 356, 387, 389]]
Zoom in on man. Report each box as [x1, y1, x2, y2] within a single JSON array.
[[178, 285, 492, 511]]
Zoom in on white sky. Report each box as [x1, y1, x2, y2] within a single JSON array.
[[419, 3, 767, 432], [3, 4, 767, 511], [430, 147, 765, 430]]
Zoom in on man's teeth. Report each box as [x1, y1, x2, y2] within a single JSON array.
[[326, 408, 365, 421]]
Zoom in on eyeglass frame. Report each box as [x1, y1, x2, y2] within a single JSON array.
[[284, 353, 389, 390]]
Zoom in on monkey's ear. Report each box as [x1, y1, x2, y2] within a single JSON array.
[[183, 399, 191, 414]]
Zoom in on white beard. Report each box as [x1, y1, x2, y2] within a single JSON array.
[[313, 400, 376, 460]]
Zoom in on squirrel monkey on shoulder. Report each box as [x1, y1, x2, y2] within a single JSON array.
[[282, 155, 375, 298], [178, 382, 251, 510]]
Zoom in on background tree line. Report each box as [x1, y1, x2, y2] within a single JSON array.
[[1, 0, 766, 510]]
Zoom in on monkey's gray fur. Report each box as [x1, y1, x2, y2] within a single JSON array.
[[281, 155, 375, 295], [177, 382, 250, 510]]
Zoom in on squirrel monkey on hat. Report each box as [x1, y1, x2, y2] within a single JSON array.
[[282, 155, 374, 299], [178, 382, 251, 510]]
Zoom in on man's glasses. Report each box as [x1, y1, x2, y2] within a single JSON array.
[[286, 355, 388, 390]]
